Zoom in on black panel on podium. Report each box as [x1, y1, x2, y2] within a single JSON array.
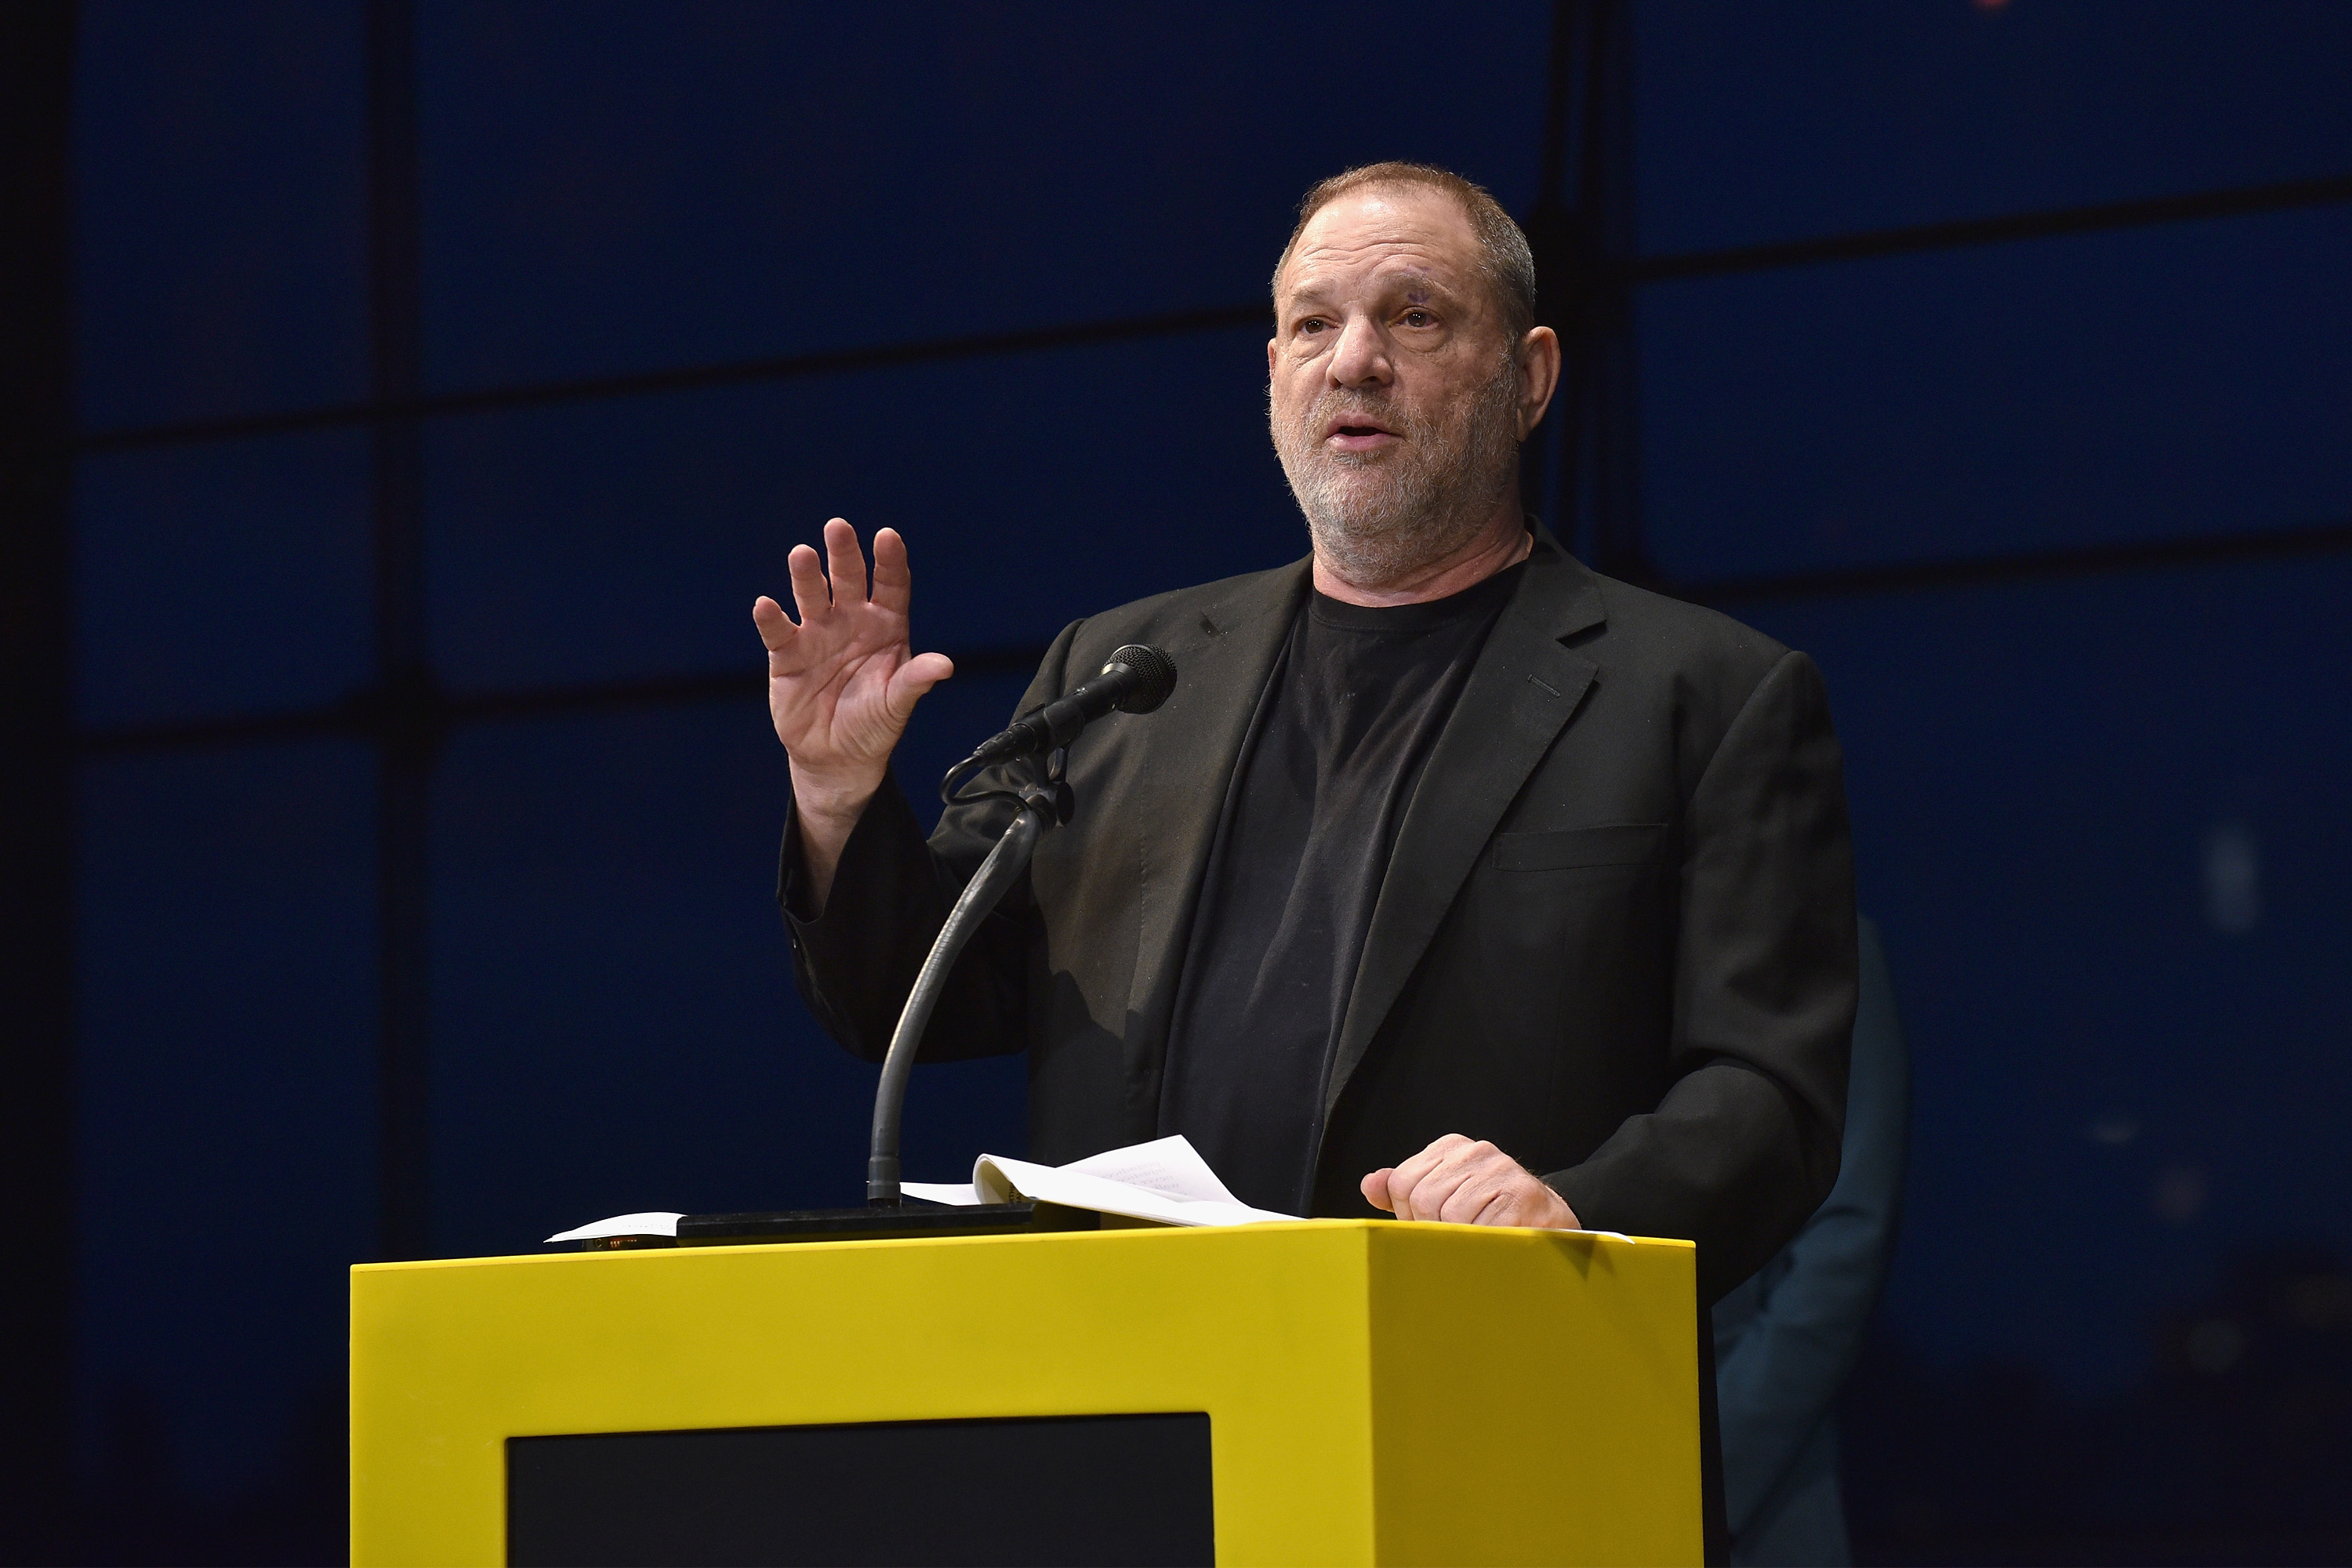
[[506, 1412, 1215, 1566]]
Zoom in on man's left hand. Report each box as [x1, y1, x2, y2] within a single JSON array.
[[1360, 1134, 1581, 1228]]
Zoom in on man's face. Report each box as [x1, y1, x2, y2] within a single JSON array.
[[1268, 187, 1527, 584]]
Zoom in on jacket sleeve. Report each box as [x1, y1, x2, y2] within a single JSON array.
[[1546, 649, 1858, 1302], [780, 621, 1084, 1063], [1711, 915, 1911, 1533]]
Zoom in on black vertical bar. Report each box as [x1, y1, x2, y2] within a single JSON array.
[[1581, 0, 1650, 583], [1532, 0, 1650, 582], [0, 2, 79, 1555], [1518, 0, 1583, 539], [368, 0, 440, 1262]]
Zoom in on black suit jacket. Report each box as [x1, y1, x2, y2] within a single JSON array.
[[785, 529, 1857, 1301]]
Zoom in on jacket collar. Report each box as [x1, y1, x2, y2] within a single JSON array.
[[1117, 557, 1310, 1106]]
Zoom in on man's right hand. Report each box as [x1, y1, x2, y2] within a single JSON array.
[[753, 519, 953, 912]]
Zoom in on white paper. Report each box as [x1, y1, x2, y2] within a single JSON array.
[[1057, 1135, 1244, 1203], [544, 1210, 683, 1243], [899, 1181, 980, 1205], [933, 1135, 1301, 1227]]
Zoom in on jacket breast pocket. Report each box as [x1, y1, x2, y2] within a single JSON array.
[[1490, 822, 1666, 873]]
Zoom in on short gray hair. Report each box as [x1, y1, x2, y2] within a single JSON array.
[[1270, 162, 1537, 344]]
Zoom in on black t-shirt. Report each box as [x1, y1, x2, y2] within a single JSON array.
[[1156, 564, 1522, 1213]]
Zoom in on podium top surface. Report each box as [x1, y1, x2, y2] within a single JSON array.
[[352, 1214, 1687, 1274]]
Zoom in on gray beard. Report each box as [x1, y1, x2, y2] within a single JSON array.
[[1272, 356, 1523, 588]]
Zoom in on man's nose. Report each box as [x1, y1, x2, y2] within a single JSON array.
[[1327, 315, 1392, 388]]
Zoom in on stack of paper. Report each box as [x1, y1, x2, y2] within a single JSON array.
[[903, 1136, 1302, 1227], [546, 1210, 686, 1243]]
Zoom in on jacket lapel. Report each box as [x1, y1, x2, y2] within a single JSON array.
[[1323, 532, 1606, 1116], [1121, 559, 1309, 1072]]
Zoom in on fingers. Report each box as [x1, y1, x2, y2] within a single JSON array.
[[1378, 1135, 1561, 1225], [780, 518, 906, 626], [1439, 1155, 1511, 1225], [884, 651, 955, 722], [753, 595, 796, 653], [1384, 1133, 1474, 1221], [1421, 1142, 1494, 1224], [869, 527, 913, 615], [823, 517, 869, 607], [786, 542, 829, 626]]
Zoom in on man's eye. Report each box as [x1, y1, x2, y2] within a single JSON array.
[[1402, 309, 1432, 328], [1299, 318, 1327, 335]]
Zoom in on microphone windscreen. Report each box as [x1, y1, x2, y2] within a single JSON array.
[[1103, 644, 1178, 714]]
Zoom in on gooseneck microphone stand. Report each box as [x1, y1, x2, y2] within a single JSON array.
[[864, 640, 1174, 1208], [576, 644, 1174, 1250], [866, 751, 1073, 1206], [632, 751, 1076, 1248]]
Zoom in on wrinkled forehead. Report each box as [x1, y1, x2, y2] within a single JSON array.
[[1276, 186, 1486, 307]]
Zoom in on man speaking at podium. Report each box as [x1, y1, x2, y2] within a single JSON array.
[[757, 163, 1856, 1307]]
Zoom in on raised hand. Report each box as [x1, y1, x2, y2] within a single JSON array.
[[753, 519, 953, 907]]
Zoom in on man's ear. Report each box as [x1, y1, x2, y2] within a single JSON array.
[[1515, 325, 1563, 438]]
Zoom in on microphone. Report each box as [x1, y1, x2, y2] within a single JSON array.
[[967, 644, 1178, 766]]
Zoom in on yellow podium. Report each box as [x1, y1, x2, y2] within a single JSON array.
[[350, 1219, 1700, 1566]]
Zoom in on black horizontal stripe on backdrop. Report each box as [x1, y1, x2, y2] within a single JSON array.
[[76, 517, 2352, 756], [74, 174, 2352, 455]]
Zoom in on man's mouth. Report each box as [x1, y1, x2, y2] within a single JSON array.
[[1323, 416, 1399, 452]]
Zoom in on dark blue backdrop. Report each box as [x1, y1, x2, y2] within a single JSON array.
[[62, 2, 2352, 1562]]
